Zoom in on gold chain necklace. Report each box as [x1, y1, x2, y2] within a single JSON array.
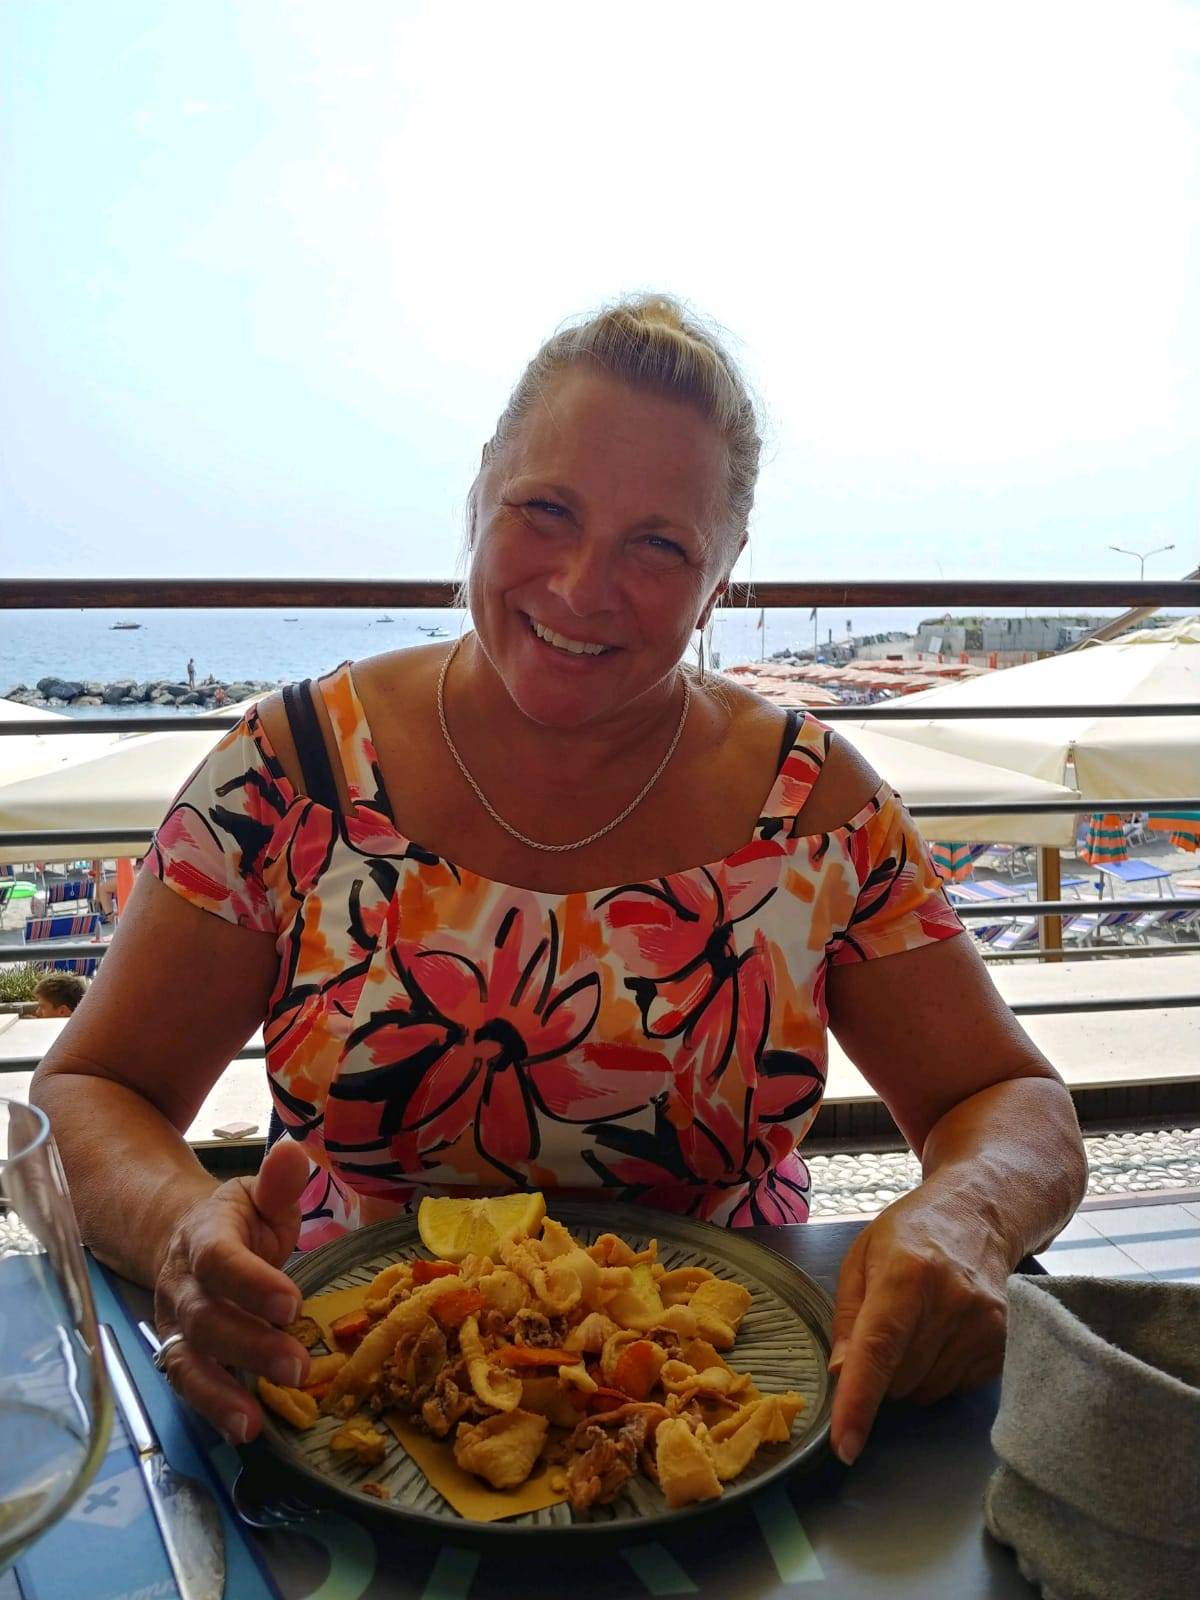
[[436, 637, 691, 853]]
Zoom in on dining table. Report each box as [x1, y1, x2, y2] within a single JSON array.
[[7, 1217, 1041, 1600]]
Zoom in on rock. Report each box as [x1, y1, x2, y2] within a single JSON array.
[[226, 682, 255, 701], [73, 695, 103, 706], [118, 696, 142, 706], [176, 691, 203, 707], [44, 696, 67, 707], [36, 676, 84, 700], [83, 681, 105, 697], [102, 680, 139, 705]]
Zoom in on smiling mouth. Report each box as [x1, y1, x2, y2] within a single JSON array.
[[527, 616, 615, 657]]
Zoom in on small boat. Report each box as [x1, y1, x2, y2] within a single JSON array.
[[376, 614, 394, 624], [110, 622, 141, 630], [417, 625, 446, 636], [284, 617, 299, 622]]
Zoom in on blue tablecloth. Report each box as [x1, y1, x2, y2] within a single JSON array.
[[12, 1263, 275, 1600]]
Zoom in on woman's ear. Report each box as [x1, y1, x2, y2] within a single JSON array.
[[697, 579, 731, 631]]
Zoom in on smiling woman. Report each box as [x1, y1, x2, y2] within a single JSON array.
[[31, 294, 1087, 1470]]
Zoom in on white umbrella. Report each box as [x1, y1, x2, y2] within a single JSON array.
[[0, 694, 1079, 860], [848, 619, 1200, 801], [837, 725, 1078, 847], [0, 699, 258, 866], [0, 696, 128, 788]]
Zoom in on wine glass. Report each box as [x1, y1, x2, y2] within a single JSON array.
[[0, 1097, 112, 1570]]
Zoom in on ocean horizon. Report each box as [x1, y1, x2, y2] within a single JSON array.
[[2, 602, 1138, 709]]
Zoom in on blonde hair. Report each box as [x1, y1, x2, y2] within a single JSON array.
[[466, 294, 762, 553]]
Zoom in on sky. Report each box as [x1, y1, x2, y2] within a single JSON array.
[[2, 0, 1199, 586]]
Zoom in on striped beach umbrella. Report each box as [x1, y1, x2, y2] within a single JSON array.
[[1078, 812, 1128, 866], [1147, 809, 1200, 852], [931, 841, 988, 881]]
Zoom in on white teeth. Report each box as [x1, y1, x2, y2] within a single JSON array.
[[531, 619, 609, 656]]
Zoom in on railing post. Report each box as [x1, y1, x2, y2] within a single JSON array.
[[1038, 846, 1063, 962]]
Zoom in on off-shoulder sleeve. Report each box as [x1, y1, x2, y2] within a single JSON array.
[[829, 787, 964, 965], [145, 710, 293, 933]]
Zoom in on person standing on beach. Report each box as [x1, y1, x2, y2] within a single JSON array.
[[187, 657, 196, 689]]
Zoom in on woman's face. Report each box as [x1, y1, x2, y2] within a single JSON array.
[[468, 367, 737, 730]]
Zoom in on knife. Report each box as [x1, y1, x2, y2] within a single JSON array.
[[99, 1324, 226, 1600]]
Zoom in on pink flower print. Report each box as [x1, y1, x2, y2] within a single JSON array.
[[333, 898, 657, 1186], [597, 853, 781, 1041]]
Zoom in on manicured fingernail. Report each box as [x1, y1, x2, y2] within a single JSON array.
[[223, 1414, 249, 1446], [828, 1339, 847, 1374], [836, 1429, 863, 1466], [270, 1355, 303, 1388], [269, 1293, 299, 1325]]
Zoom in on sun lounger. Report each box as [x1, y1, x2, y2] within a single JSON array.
[[22, 911, 104, 975], [42, 876, 97, 914], [1132, 905, 1200, 943], [1062, 908, 1145, 945], [984, 918, 1042, 956]]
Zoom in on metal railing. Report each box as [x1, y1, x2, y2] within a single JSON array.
[[3, 576, 1197, 995]]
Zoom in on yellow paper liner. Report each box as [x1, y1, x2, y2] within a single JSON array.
[[303, 1282, 568, 1522]]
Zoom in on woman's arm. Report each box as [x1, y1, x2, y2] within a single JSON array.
[[823, 928, 1088, 1465], [32, 871, 317, 1444], [30, 870, 280, 1285], [828, 931, 1087, 1254]]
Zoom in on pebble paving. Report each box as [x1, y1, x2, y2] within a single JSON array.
[[807, 1125, 1200, 1216]]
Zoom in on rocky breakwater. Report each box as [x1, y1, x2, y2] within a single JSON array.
[[6, 676, 279, 710]]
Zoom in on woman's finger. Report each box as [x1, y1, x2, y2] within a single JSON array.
[[186, 1214, 302, 1326], [829, 1276, 923, 1464], [247, 1136, 310, 1237], [171, 1280, 310, 1387], [901, 1298, 1007, 1405], [158, 1336, 264, 1445], [828, 1236, 867, 1373]]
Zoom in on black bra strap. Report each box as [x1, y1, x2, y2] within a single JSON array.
[[282, 680, 341, 812], [776, 708, 803, 773]]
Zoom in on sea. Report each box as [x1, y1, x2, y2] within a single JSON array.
[[0, 603, 1129, 715]]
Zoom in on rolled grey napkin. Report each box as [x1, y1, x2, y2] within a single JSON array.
[[984, 1274, 1200, 1600]]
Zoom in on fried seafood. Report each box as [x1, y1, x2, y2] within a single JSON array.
[[284, 1314, 324, 1349], [258, 1378, 318, 1430], [269, 1202, 805, 1510], [330, 1419, 388, 1467], [453, 1409, 550, 1489]]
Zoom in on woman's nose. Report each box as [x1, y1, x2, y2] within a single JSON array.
[[546, 545, 619, 615]]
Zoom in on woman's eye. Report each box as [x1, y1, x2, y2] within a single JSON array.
[[526, 499, 567, 518], [640, 534, 687, 564]]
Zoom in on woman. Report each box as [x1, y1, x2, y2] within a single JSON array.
[[31, 296, 1086, 1470]]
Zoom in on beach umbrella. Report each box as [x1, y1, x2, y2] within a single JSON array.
[[0, 687, 1080, 855], [1147, 808, 1200, 852], [849, 618, 1200, 801], [0, 696, 127, 788], [0, 698, 258, 866], [1077, 812, 1129, 866], [930, 842, 990, 881]]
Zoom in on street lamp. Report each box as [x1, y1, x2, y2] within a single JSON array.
[[1109, 542, 1175, 580]]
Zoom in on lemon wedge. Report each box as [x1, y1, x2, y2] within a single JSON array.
[[417, 1192, 547, 1263]]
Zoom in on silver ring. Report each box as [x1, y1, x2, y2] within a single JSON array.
[[151, 1331, 186, 1372]]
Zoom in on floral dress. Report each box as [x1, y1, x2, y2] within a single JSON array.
[[147, 661, 962, 1249]]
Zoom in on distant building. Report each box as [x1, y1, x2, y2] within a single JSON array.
[[912, 614, 1105, 664]]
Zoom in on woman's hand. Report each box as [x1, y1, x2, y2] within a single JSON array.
[[827, 1182, 1011, 1467], [152, 1138, 313, 1444]]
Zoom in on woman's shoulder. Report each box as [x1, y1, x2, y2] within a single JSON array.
[[255, 644, 444, 803]]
